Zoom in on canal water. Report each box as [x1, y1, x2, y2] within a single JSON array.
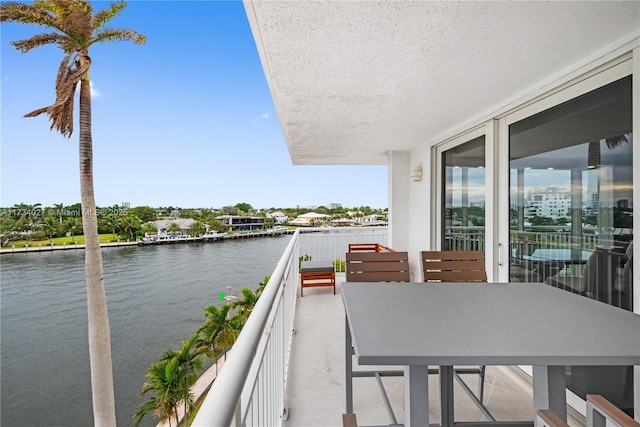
[[1, 236, 291, 426]]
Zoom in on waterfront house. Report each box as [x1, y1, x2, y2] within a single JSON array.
[[267, 211, 289, 224], [287, 211, 330, 226], [216, 215, 265, 231], [193, 2, 640, 426], [149, 218, 199, 237]]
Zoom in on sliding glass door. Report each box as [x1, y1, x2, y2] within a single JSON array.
[[442, 136, 486, 252], [436, 60, 634, 415], [508, 75, 633, 414]]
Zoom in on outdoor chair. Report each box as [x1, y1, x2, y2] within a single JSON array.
[[345, 251, 410, 282], [419, 250, 488, 404], [348, 243, 396, 253], [345, 250, 410, 425]]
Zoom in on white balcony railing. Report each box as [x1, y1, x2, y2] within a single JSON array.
[[192, 226, 389, 427]]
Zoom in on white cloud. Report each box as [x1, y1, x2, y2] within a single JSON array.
[[90, 81, 101, 99], [253, 112, 269, 123], [74, 80, 101, 98]]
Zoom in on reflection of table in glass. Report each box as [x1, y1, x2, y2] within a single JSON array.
[[342, 282, 640, 427], [521, 249, 593, 280]]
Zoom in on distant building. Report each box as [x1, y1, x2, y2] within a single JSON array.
[[217, 215, 265, 231], [288, 212, 329, 226], [149, 218, 199, 236], [525, 187, 571, 219], [266, 211, 289, 224]]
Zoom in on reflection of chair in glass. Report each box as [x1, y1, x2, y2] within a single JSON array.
[[420, 250, 487, 404], [510, 233, 540, 282], [545, 248, 626, 307]]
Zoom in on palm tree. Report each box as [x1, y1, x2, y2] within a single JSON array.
[[167, 222, 181, 235], [1, 2, 145, 425], [64, 217, 81, 242], [136, 334, 204, 427], [135, 358, 182, 427], [232, 287, 260, 325], [141, 221, 158, 236], [157, 334, 205, 424], [103, 214, 121, 240], [40, 216, 59, 245], [121, 215, 141, 240], [196, 303, 242, 373], [189, 220, 205, 237]]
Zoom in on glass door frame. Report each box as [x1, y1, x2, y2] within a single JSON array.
[[496, 55, 636, 416]]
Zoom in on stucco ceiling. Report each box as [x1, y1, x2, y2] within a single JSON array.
[[244, 1, 640, 165]]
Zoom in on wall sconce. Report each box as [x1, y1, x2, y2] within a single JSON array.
[[411, 166, 423, 182]]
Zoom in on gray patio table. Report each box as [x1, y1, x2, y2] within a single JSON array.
[[342, 281, 640, 427]]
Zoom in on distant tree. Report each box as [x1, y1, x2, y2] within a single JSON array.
[[207, 219, 224, 232], [189, 221, 205, 237], [222, 205, 239, 216], [141, 222, 158, 236], [40, 216, 59, 245], [103, 214, 122, 240], [121, 215, 141, 240], [128, 206, 157, 223], [235, 202, 253, 213], [64, 217, 81, 242]]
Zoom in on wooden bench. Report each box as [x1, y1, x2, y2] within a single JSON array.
[[300, 260, 335, 297]]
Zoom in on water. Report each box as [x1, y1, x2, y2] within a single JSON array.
[[1, 236, 291, 427]]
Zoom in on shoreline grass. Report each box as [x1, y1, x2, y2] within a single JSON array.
[[4, 234, 130, 249]]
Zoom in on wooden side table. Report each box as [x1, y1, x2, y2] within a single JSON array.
[[300, 260, 336, 296]]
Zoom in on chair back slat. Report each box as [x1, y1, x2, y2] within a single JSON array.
[[346, 251, 410, 282], [421, 250, 487, 282], [348, 243, 397, 253]]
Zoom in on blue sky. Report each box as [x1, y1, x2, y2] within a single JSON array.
[[1, 1, 388, 210]]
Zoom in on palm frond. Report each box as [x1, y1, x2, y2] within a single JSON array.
[[0, 1, 59, 29], [92, 27, 146, 45], [93, 0, 126, 29], [10, 32, 68, 53], [24, 51, 90, 137]]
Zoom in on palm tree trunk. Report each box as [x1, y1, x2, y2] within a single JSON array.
[[79, 71, 117, 426]]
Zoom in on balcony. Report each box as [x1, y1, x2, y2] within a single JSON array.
[[191, 228, 577, 427]]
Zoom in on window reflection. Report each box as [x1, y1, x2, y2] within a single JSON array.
[[508, 75, 633, 414], [442, 136, 485, 252]]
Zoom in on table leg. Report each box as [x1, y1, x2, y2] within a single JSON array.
[[440, 366, 454, 427], [533, 365, 566, 427], [404, 365, 429, 427], [345, 314, 353, 413]]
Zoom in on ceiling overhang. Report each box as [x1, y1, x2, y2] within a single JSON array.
[[244, 1, 640, 165]]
